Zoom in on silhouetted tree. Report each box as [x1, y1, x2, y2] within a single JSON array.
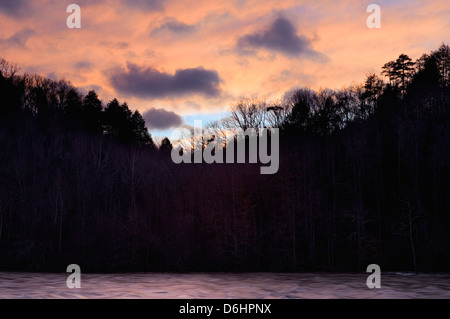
[[131, 110, 155, 147], [362, 73, 384, 114], [383, 54, 415, 96], [432, 43, 450, 88], [1, 44, 450, 273], [159, 137, 173, 154], [394, 54, 415, 96], [224, 97, 267, 131], [285, 88, 315, 131], [82, 90, 103, 134], [382, 60, 397, 86]]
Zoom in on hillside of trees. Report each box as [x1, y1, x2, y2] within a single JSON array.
[[0, 44, 449, 272]]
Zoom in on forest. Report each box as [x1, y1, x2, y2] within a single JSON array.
[[0, 44, 449, 272]]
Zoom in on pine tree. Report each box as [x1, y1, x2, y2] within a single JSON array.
[[82, 90, 103, 133], [394, 54, 415, 96], [131, 110, 154, 147]]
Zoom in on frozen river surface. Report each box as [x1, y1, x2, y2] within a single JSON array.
[[0, 272, 449, 299]]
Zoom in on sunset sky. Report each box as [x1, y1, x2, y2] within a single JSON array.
[[1, 0, 449, 139]]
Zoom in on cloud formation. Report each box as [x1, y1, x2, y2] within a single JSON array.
[[151, 17, 196, 36], [142, 108, 183, 130], [0, 0, 29, 17], [0, 28, 35, 48], [119, 0, 165, 12], [0, 0, 448, 137], [109, 63, 221, 98], [237, 17, 320, 58], [75, 60, 93, 70]]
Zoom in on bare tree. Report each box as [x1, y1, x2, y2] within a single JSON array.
[[266, 99, 291, 128], [224, 97, 268, 131], [0, 58, 20, 79]]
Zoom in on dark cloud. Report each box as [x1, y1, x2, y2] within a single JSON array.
[[100, 41, 129, 49], [0, 0, 29, 17], [0, 28, 35, 48], [151, 18, 196, 36], [109, 62, 221, 98], [119, 0, 165, 12], [142, 108, 183, 130], [237, 17, 321, 58], [75, 60, 92, 69]]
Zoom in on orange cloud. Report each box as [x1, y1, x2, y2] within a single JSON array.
[[0, 0, 448, 118]]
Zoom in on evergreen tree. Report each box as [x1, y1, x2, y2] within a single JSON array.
[[159, 137, 173, 154], [131, 110, 155, 147], [82, 90, 103, 133]]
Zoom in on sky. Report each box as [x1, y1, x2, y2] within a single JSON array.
[[1, 0, 449, 139]]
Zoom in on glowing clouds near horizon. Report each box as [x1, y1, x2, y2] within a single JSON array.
[[0, 0, 448, 117]]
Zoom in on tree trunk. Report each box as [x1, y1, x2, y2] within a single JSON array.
[[408, 208, 417, 272]]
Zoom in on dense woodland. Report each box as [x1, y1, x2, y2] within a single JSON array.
[[0, 44, 450, 272]]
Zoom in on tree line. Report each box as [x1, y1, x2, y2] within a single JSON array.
[[0, 44, 449, 272]]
